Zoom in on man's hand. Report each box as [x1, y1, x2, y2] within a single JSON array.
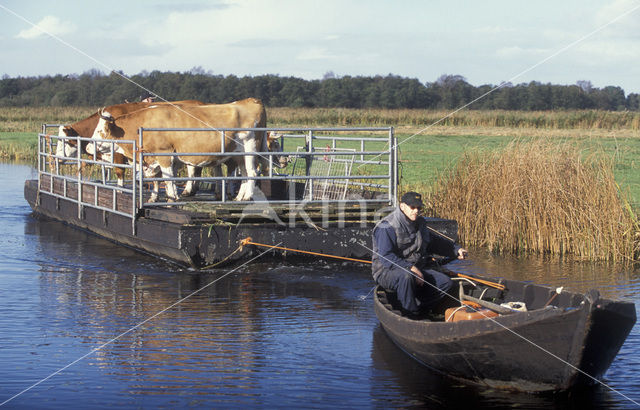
[[410, 265, 424, 286], [457, 248, 468, 259]]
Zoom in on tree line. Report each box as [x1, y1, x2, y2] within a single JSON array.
[[1, 68, 638, 111]]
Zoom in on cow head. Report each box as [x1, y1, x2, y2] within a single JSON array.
[[265, 131, 289, 169], [86, 109, 116, 156], [55, 125, 79, 158]]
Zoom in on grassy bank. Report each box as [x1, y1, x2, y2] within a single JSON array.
[[269, 107, 640, 131], [2, 106, 640, 201], [397, 134, 640, 209], [0, 132, 37, 161], [3, 106, 640, 133], [2, 106, 640, 260]]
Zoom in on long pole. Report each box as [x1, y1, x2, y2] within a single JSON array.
[[239, 237, 505, 290]]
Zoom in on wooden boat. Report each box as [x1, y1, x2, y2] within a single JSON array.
[[374, 269, 637, 392]]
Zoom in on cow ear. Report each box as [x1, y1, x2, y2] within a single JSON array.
[[99, 107, 114, 122]]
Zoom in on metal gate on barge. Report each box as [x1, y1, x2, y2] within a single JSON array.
[[36, 126, 398, 234]]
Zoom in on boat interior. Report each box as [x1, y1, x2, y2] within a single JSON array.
[[377, 270, 588, 323]]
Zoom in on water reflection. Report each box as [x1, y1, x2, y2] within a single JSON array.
[[2, 162, 639, 408], [452, 248, 640, 300]]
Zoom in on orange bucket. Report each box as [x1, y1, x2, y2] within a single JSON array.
[[445, 305, 499, 322]]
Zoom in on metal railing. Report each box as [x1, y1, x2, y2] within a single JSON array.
[[36, 125, 398, 226], [136, 127, 397, 207], [292, 146, 357, 201], [37, 124, 138, 233]]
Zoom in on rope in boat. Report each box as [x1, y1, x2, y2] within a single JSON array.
[[239, 237, 505, 291]]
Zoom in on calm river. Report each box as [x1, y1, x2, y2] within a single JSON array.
[[1, 162, 639, 409]]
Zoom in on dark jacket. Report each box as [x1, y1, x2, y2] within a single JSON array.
[[372, 208, 459, 281]]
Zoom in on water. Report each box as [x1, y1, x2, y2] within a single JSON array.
[[1, 162, 639, 409]]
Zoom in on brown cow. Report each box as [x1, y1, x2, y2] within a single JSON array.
[[56, 100, 205, 187], [90, 98, 270, 202]]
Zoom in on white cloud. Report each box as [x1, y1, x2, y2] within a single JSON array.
[[595, 0, 640, 38], [474, 26, 515, 35], [575, 38, 640, 61], [296, 47, 338, 61], [15, 15, 76, 40], [495, 46, 548, 58], [135, 0, 366, 51]]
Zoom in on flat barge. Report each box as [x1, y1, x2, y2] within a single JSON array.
[[26, 127, 457, 268]]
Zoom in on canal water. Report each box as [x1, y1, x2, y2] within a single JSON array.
[[1, 162, 639, 409]]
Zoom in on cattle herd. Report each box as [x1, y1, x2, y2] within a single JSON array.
[[55, 98, 286, 202]]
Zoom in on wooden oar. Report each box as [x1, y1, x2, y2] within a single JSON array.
[[448, 272, 505, 291]]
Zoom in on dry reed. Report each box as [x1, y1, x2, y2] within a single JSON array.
[[269, 108, 640, 131], [424, 139, 639, 262], [3, 106, 639, 135]]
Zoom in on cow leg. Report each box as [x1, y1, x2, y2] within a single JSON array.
[[101, 164, 108, 184], [113, 152, 126, 187], [224, 161, 238, 200], [147, 179, 161, 203], [210, 165, 222, 200], [160, 162, 180, 202], [234, 135, 258, 201], [182, 165, 201, 197], [234, 162, 249, 201], [142, 163, 162, 203], [148, 183, 159, 203]]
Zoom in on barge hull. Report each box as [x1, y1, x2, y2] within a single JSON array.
[[25, 180, 458, 268]]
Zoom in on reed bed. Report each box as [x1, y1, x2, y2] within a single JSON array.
[[0, 106, 95, 132], [269, 107, 640, 131], [423, 139, 639, 262], [0, 143, 37, 161], [3, 106, 639, 133], [0, 132, 38, 161]]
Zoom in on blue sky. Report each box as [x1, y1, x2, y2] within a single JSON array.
[[2, 0, 640, 94]]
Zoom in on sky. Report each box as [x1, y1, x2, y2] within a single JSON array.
[[1, 0, 640, 95]]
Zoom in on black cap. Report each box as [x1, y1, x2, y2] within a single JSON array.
[[400, 191, 423, 208]]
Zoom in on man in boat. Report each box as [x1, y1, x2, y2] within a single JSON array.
[[372, 192, 468, 315]]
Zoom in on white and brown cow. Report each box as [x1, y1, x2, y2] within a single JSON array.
[[57, 100, 205, 187], [90, 98, 270, 202]]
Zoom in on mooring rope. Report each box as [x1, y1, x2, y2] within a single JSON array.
[[239, 237, 375, 265], [200, 242, 246, 270], [240, 237, 505, 290]]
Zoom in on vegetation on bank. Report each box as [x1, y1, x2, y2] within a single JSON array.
[[3, 106, 640, 133], [0, 132, 36, 160], [271, 107, 640, 131], [2, 106, 640, 261], [424, 140, 639, 262]]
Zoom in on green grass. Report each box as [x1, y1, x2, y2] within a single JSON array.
[[5, 129, 640, 209], [394, 134, 640, 210], [396, 134, 505, 186], [0, 132, 37, 161]]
